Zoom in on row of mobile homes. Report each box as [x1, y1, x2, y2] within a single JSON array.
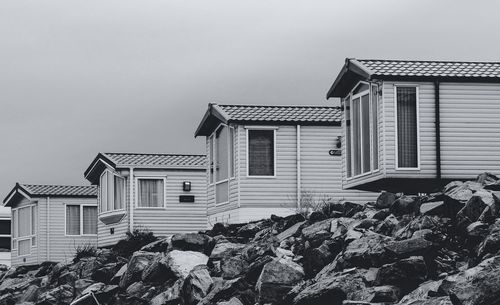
[[3, 184, 97, 266], [195, 104, 376, 225], [84, 153, 207, 247], [327, 59, 500, 193], [0, 207, 11, 266]]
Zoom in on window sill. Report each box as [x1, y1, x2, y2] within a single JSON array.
[[99, 211, 126, 225]]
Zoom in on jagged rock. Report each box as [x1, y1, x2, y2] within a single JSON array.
[[372, 209, 391, 220], [58, 270, 78, 286], [141, 237, 172, 253], [439, 255, 500, 305], [412, 229, 433, 239], [120, 251, 159, 288], [182, 265, 213, 305], [209, 241, 246, 260], [37, 284, 73, 305], [256, 258, 304, 304], [80, 283, 119, 304], [420, 201, 445, 215], [397, 280, 442, 305], [142, 255, 170, 283], [220, 255, 248, 279], [198, 277, 254, 305], [385, 237, 435, 258], [0, 293, 17, 305], [457, 189, 500, 229], [390, 196, 421, 216], [74, 257, 101, 279], [477, 172, 498, 185], [303, 238, 342, 277], [111, 264, 128, 285], [376, 191, 397, 209], [308, 211, 328, 223], [216, 296, 243, 305], [74, 279, 95, 297], [92, 262, 124, 284], [277, 221, 305, 242], [374, 214, 399, 236], [166, 250, 209, 279], [0, 277, 34, 294], [302, 219, 331, 240], [343, 202, 365, 218], [374, 256, 428, 294], [399, 297, 453, 305], [18, 285, 39, 303], [126, 281, 149, 298], [237, 220, 273, 239], [171, 233, 214, 255], [338, 232, 394, 269], [477, 219, 500, 258], [243, 255, 274, 284], [364, 285, 401, 303]]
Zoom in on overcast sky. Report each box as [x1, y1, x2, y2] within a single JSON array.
[[1, 0, 499, 201]]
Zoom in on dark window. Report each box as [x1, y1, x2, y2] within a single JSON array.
[[248, 130, 274, 176], [397, 87, 418, 168], [0, 237, 10, 250], [0, 220, 10, 235]]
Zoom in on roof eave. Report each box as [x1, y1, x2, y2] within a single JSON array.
[[327, 58, 373, 99], [3, 183, 31, 207], [84, 153, 117, 184], [194, 103, 230, 137]]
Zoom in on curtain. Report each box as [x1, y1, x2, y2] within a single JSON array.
[[345, 97, 352, 177], [371, 85, 379, 170], [107, 172, 114, 211], [18, 207, 31, 237], [66, 205, 80, 235], [114, 176, 125, 210], [83, 206, 97, 235], [248, 130, 274, 176], [100, 172, 108, 212], [229, 127, 235, 178], [216, 126, 229, 181], [31, 206, 36, 235], [361, 94, 371, 173], [138, 179, 164, 207], [397, 87, 418, 168], [352, 98, 361, 176]]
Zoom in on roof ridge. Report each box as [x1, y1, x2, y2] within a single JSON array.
[[104, 152, 206, 157], [218, 104, 341, 109], [358, 58, 500, 64], [20, 183, 96, 188]]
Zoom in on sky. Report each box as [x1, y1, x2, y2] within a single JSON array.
[[1, 0, 500, 201]]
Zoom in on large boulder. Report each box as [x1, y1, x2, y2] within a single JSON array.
[[182, 265, 214, 305], [220, 255, 248, 279], [256, 258, 305, 304], [302, 238, 342, 277], [166, 250, 209, 279], [338, 232, 395, 269], [141, 255, 170, 283], [374, 256, 428, 294], [390, 196, 421, 216], [477, 219, 500, 259], [457, 189, 500, 229], [149, 279, 183, 305], [376, 191, 397, 209], [37, 284, 73, 305], [384, 237, 435, 259], [141, 237, 171, 253], [301, 219, 331, 240], [171, 233, 214, 255], [119, 251, 159, 288]]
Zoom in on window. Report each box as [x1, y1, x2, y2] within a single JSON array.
[[66, 205, 97, 236], [12, 205, 36, 255], [0, 220, 10, 250], [345, 82, 379, 177], [248, 129, 275, 176], [137, 178, 165, 208], [210, 125, 235, 205], [99, 171, 125, 213], [396, 86, 419, 168]]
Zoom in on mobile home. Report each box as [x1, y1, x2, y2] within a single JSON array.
[[0, 207, 11, 266]]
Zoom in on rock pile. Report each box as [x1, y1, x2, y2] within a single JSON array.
[[3, 173, 500, 304]]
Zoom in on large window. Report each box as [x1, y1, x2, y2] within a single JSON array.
[[66, 205, 97, 235], [137, 178, 165, 208], [99, 171, 125, 213], [210, 125, 235, 204], [345, 82, 379, 178], [248, 129, 275, 176], [396, 86, 419, 168], [12, 205, 36, 256]]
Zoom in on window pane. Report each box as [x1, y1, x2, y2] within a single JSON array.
[[216, 126, 229, 181], [138, 179, 164, 207], [209, 136, 214, 184], [216, 181, 229, 204], [32, 236, 36, 246], [107, 172, 114, 211], [397, 87, 418, 168], [372, 85, 379, 170], [13, 211, 17, 238], [229, 127, 235, 178], [66, 205, 81, 235], [248, 130, 274, 176], [100, 172, 107, 212], [18, 207, 31, 237], [352, 98, 361, 176], [18, 239, 30, 256], [0, 220, 11, 235], [83, 206, 97, 235], [114, 176, 125, 210], [345, 97, 352, 177], [361, 94, 371, 173], [0, 237, 10, 250], [31, 206, 37, 235]]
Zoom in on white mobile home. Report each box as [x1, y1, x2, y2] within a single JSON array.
[[327, 59, 500, 193], [0, 207, 11, 266], [3, 184, 97, 266], [84, 153, 207, 247], [195, 104, 376, 225]]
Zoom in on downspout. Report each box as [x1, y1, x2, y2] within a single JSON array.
[[434, 81, 442, 180], [296, 125, 301, 211], [46, 196, 50, 261], [129, 168, 134, 232]]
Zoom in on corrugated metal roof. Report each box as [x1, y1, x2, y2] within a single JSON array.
[[216, 104, 342, 123], [20, 184, 97, 196], [102, 153, 207, 167], [357, 59, 500, 78]]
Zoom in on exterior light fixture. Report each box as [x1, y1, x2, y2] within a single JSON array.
[[183, 181, 191, 192]]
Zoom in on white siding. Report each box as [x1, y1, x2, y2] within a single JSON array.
[[440, 83, 500, 178]]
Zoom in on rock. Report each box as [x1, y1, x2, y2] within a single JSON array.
[[119, 251, 159, 288], [198, 277, 254, 305], [171, 233, 214, 255], [216, 296, 243, 305], [372, 209, 391, 220], [439, 255, 500, 305], [390, 196, 421, 216], [376, 191, 397, 209], [166, 250, 209, 279], [92, 262, 124, 284], [37, 284, 73, 305], [397, 280, 442, 304], [74, 279, 95, 297], [256, 258, 305, 304], [243, 255, 274, 284], [365, 285, 401, 303], [303, 238, 342, 277], [141, 237, 172, 253], [0, 293, 17, 305], [150, 279, 183, 305], [182, 265, 213, 305], [18, 285, 39, 303], [302, 219, 331, 240], [457, 190, 499, 229], [477, 172, 498, 185], [126, 281, 148, 298], [399, 296, 453, 305], [339, 232, 395, 269], [277, 221, 305, 242], [308, 211, 328, 223], [0, 277, 34, 295], [111, 264, 128, 285], [343, 202, 365, 218], [58, 271, 78, 285], [374, 256, 428, 294], [220, 255, 248, 279], [420, 201, 445, 215], [477, 220, 500, 258], [142, 255, 170, 283], [80, 283, 119, 304], [75, 257, 101, 279], [209, 241, 246, 260], [385, 237, 435, 258]]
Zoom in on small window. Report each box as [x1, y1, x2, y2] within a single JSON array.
[[229, 127, 235, 178], [248, 129, 275, 176], [0, 237, 10, 250], [66, 205, 81, 235], [209, 135, 214, 184], [83, 206, 98, 235], [396, 86, 419, 168], [137, 179, 165, 208], [0, 220, 11, 236], [66, 205, 97, 236], [100, 171, 125, 213]]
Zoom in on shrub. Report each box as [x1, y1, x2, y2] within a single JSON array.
[[73, 243, 98, 263], [112, 228, 158, 258]]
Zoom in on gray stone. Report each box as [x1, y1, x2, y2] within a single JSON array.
[[385, 237, 435, 258], [119, 251, 159, 288], [301, 219, 331, 240], [182, 265, 214, 305], [166, 250, 209, 279], [376, 191, 397, 209], [374, 256, 428, 294], [256, 258, 305, 304], [171, 233, 214, 255], [141, 237, 172, 253], [149, 279, 183, 305]]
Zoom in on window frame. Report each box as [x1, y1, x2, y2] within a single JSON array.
[[246, 126, 277, 178], [394, 84, 421, 171], [11, 204, 37, 256], [65, 204, 98, 237], [210, 123, 236, 206], [135, 177, 167, 209], [99, 170, 126, 214], [345, 81, 380, 180], [0, 218, 11, 250]]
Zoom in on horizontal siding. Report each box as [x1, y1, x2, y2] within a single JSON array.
[[440, 83, 500, 178], [301, 126, 377, 203]]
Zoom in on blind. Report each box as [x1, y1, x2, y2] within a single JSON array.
[[100, 172, 108, 212], [66, 205, 81, 235], [352, 98, 361, 176], [138, 179, 164, 207], [397, 87, 418, 168], [371, 85, 379, 170], [248, 130, 274, 176], [361, 94, 371, 173], [83, 206, 97, 235], [31, 206, 36, 235], [114, 176, 125, 210]]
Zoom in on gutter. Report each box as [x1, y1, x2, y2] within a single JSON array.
[[434, 81, 442, 180]]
